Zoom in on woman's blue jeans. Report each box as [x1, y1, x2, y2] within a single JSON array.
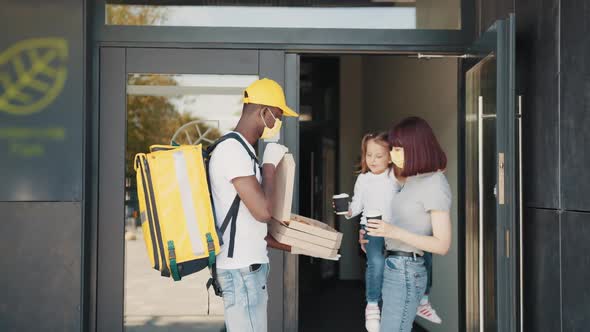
[[424, 251, 433, 295], [363, 225, 385, 304], [380, 256, 428, 331]]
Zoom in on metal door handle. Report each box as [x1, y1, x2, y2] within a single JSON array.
[[518, 95, 524, 332], [477, 96, 485, 332]]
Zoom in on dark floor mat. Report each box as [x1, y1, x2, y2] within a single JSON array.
[[298, 279, 428, 332]]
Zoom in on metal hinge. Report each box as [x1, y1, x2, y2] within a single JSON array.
[[498, 153, 505, 205]]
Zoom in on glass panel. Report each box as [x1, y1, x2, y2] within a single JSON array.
[[123, 73, 258, 331], [106, 1, 461, 30], [465, 55, 497, 332]]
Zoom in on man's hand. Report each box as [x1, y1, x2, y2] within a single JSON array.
[[263, 143, 288, 166], [265, 230, 291, 252]]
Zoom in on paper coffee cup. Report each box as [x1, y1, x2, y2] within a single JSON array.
[[333, 193, 350, 215], [364, 210, 382, 221]]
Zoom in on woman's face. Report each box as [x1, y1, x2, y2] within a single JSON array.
[[366, 140, 391, 174], [390, 146, 404, 170]]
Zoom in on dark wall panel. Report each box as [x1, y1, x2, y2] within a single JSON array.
[[0, 0, 84, 201], [562, 211, 590, 329], [516, 0, 560, 209], [523, 208, 561, 332], [476, 0, 514, 36], [560, 0, 590, 212], [0, 202, 82, 332]]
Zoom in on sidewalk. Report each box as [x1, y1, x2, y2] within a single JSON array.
[[125, 228, 225, 331]]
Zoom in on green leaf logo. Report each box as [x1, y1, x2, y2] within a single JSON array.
[[0, 38, 68, 115]]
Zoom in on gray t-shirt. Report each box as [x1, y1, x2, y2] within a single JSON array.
[[385, 171, 452, 255]]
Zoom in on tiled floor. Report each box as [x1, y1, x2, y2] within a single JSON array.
[[124, 229, 225, 331]]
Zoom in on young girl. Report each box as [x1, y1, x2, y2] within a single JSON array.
[[345, 132, 398, 332]]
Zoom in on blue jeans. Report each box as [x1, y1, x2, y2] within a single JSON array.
[[380, 256, 427, 331], [424, 252, 433, 295], [363, 226, 385, 303], [216, 263, 269, 332]]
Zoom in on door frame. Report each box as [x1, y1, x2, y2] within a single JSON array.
[[92, 47, 298, 332], [87, 24, 519, 332]]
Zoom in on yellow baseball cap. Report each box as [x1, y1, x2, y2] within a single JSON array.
[[243, 78, 298, 117]]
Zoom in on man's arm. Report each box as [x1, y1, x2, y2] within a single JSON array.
[[231, 143, 287, 223], [232, 169, 275, 223]]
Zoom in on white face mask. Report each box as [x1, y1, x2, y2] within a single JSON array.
[[260, 108, 282, 140], [390, 147, 404, 169]]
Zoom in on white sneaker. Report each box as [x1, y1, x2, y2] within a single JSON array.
[[416, 302, 442, 324], [365, 305, 381, 332]]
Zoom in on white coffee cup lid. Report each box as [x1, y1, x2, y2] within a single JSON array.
[[333, 193, 349, 199], [364, 210, 382, 218]]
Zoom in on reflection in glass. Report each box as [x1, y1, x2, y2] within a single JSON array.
[[465, 55, 497, 332], [106, 1, 461, 30], [123, 73, 258, 331]]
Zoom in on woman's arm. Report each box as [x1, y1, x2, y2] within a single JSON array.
[[365, 210, 452, 255]]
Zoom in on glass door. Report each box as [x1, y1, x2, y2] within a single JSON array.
[[464, 15, 517, 332], [96, 48, 299, 332]]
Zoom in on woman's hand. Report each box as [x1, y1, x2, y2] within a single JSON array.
[[359, 229, 369, 253], [365, 219, 399, 239], [346, 209, 353, 218]]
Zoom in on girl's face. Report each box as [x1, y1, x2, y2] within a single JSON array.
[[366, 140, 391, 175]]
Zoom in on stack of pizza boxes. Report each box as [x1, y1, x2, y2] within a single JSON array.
[[269, 154, 343, 260]]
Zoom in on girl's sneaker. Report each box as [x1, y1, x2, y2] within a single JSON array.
[[416, 302, 442, 324], [365, 304, 381, 332]]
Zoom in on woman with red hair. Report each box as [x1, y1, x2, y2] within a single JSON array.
[[363, 116, 452, 331]]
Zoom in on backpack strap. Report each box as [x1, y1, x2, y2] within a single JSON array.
[[219, 195, 241, 258], [206, 132, 259, 298], [207, 132, 259, 258], [207, 132, 259, 166]]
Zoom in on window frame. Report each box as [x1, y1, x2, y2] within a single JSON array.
[[94, 0, 475, 49]]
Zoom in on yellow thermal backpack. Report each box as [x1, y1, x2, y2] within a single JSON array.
[[134, 132, 258, 287]]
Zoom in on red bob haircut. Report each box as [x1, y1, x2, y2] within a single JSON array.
[[388, 116, 447, 177]]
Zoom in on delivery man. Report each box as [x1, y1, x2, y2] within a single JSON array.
[[208, 78, 297, 332]]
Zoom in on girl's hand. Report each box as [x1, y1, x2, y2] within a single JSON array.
[[359, 229, 368, 253], [366, 219, 398, 239], [346, 209, 353, 218]]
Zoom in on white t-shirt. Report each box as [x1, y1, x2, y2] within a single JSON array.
[[209, 132, 269, 269], [346, 170, 399, 225]]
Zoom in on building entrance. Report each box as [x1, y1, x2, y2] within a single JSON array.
[[94, 17, 517, 332]]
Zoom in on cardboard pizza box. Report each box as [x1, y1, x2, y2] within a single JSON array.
[[291, 247, 341, 261], [269, 224, 339, 258], [288, 214, 343, 244], [271, 153, 296, 223], [269, 153, 342, 260], [269, 220, 341, 249], [269, 214, 343, 259]]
